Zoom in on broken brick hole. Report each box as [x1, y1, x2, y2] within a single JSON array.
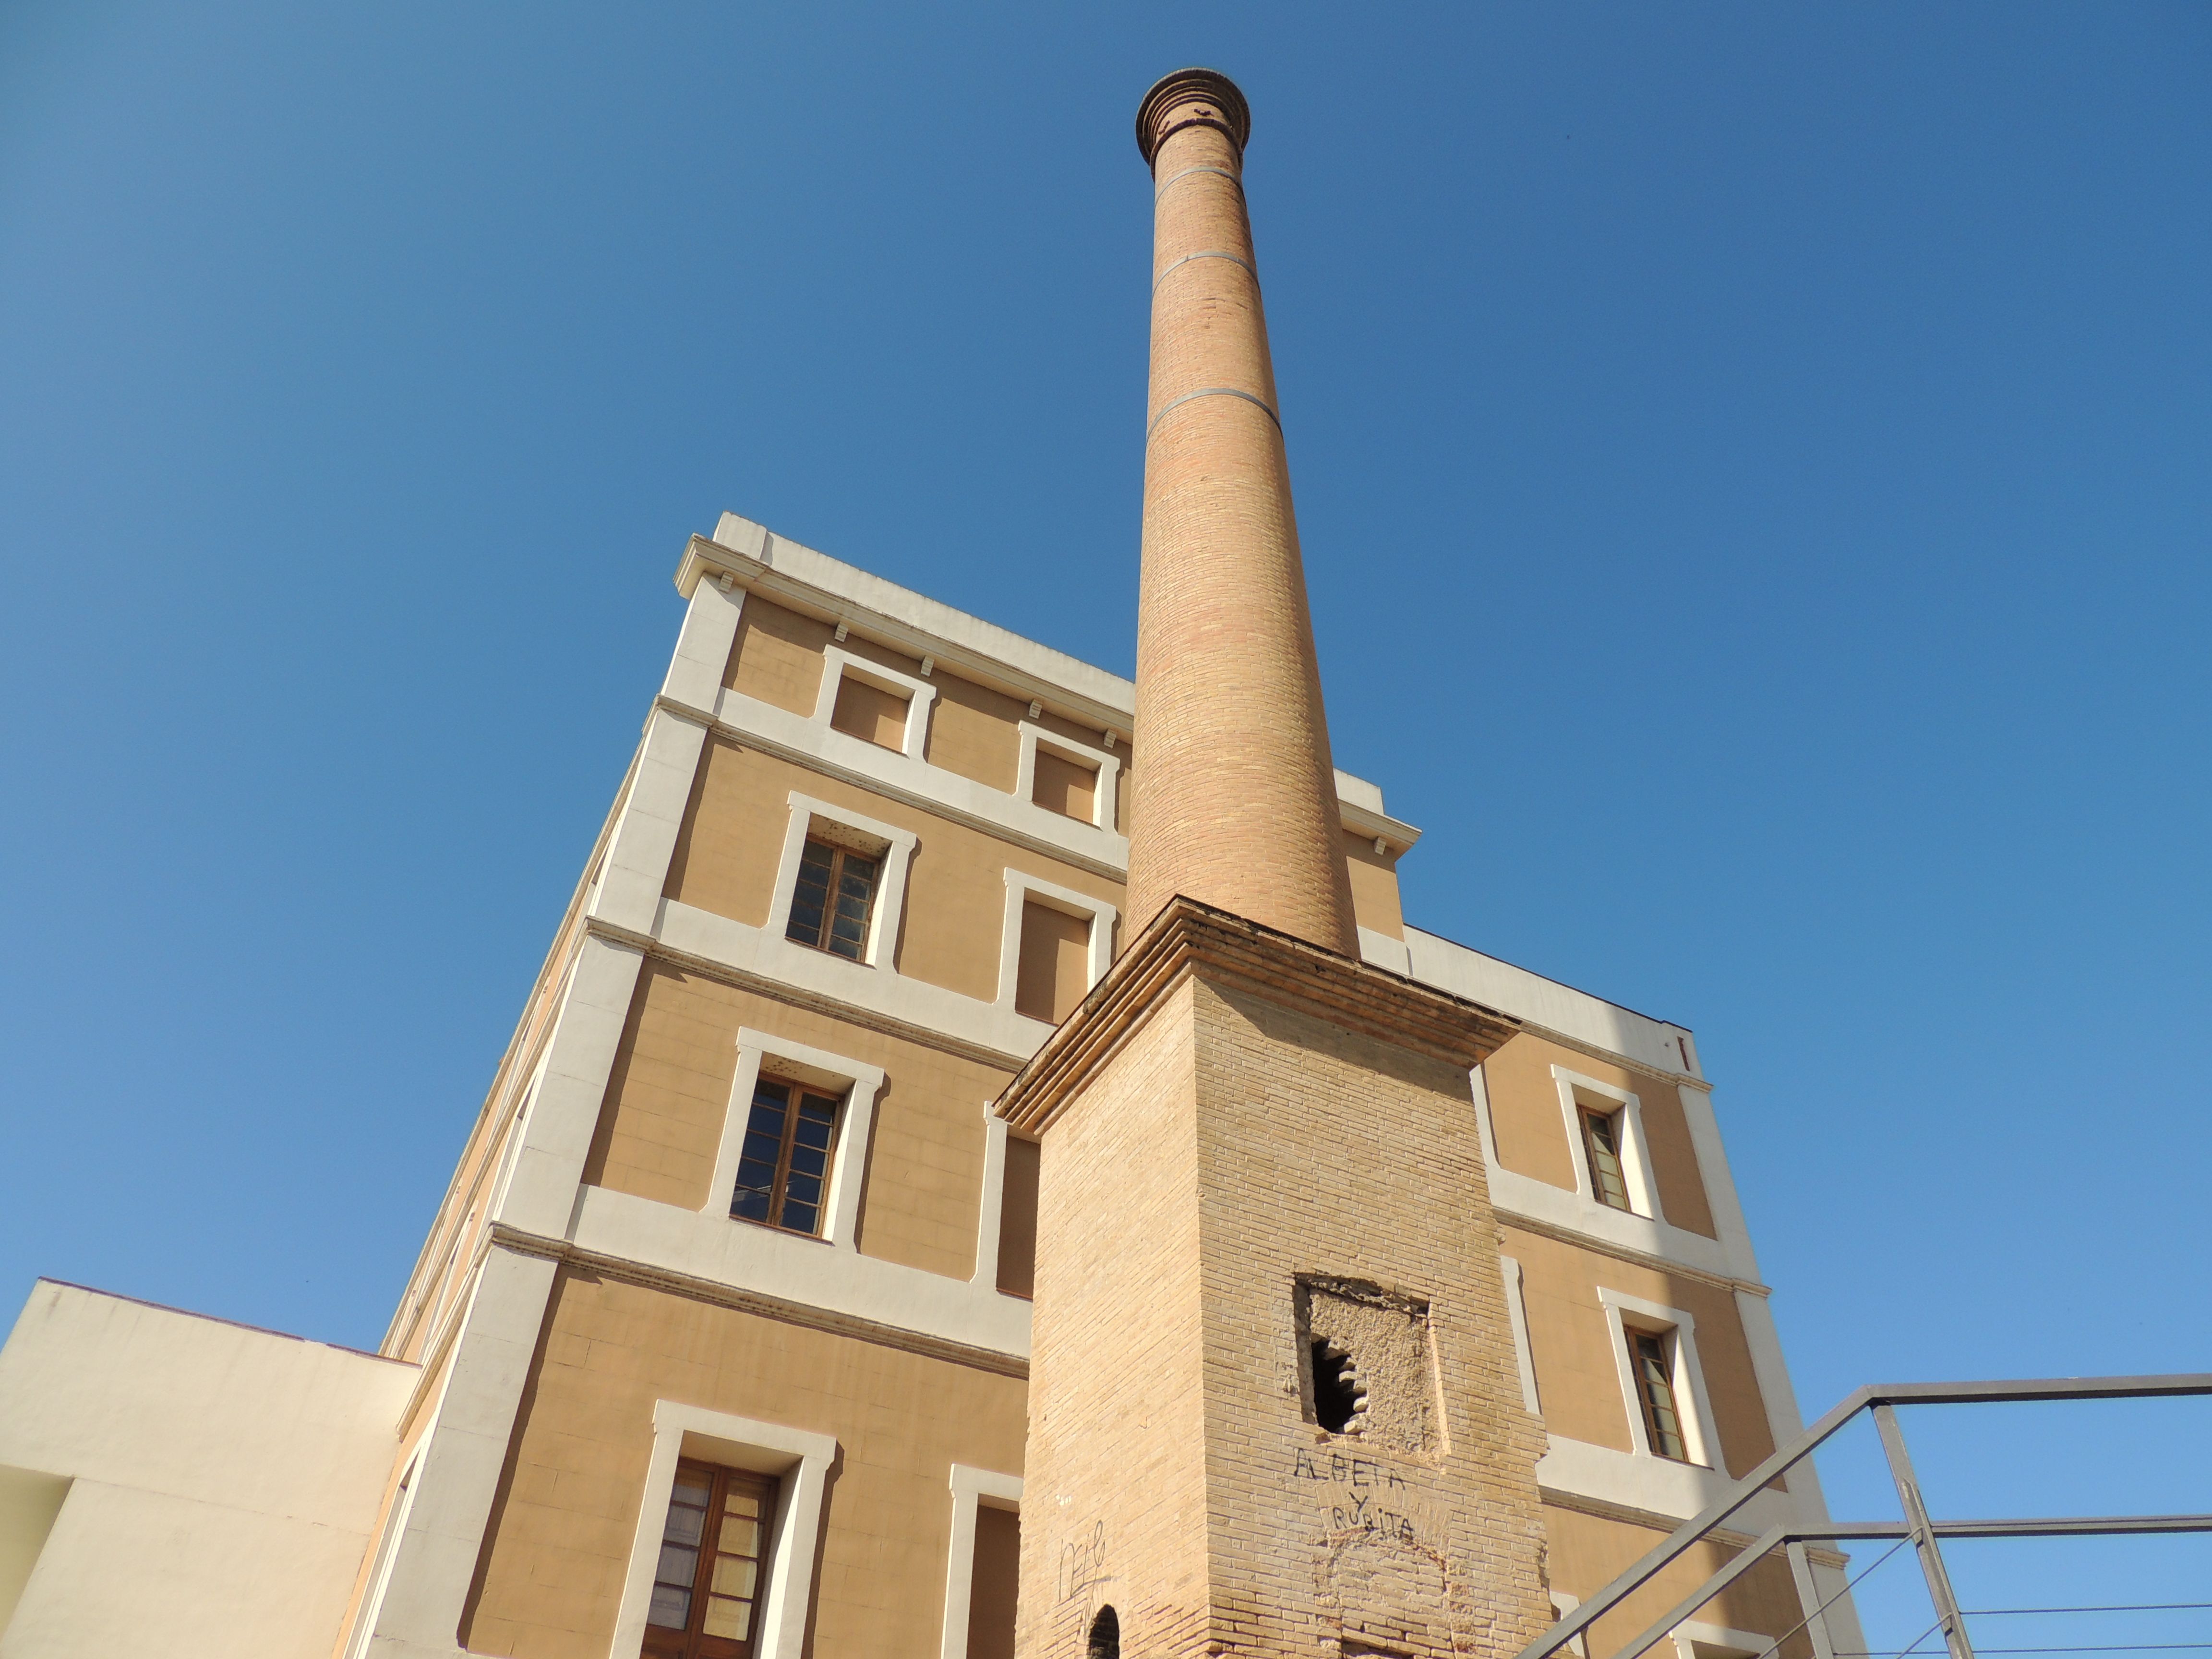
[[1312, 1337, 1365, 1433]]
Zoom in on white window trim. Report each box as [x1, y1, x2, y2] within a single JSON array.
[[342, 1443, 424, 1659], [705, 1028, 887, 1251], [1549, 1591, 1590, 1659], [996, 870, 1118, 1017], [1499, 1254, 1542, 1416], [1598, 1287, 1724, 1474], [814, 645, 938, 760], [971, 1109, 1040, 1296], [1014, 722, 1120, 830], [1554, 1065, 1666, 1224], [767, 791, 919, 971], [609, 1401, 839, 1659], [1669, 1619, 1774, 1659], [938, 1463, 1023, 1659]]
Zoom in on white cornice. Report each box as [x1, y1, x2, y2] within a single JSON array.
[[677, 520, 1135, 737]]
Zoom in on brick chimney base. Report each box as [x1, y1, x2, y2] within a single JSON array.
[[1001, 901, 1554, 1658]]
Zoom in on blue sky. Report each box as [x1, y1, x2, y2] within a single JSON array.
[[2, 0, 2207, 1614]]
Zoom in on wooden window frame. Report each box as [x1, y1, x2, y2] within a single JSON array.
[[1629, 1328, 1691, 1463], [1580, 1107, 1633, 1212], [729, 1075, 843, 1238], [643, 1459, 779, 1659], [784, 837, 880, 962]]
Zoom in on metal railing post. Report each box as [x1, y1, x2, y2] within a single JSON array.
[[1784, 1540, 1837, 1659], [1873, 1404, 1975, 1659]]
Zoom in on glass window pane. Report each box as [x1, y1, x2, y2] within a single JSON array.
[[661, 1503, 705, 1547], [724, 1490, 762, 1518], [656, 1542, 699, 1585], [784, 1171, 823, 1208], [711, 1554, 759, 1598], [648, 1583, 692, 1629], [781, 1197, 820, 1234], [718, 1512, 761, 1555], [787, 843, 836, 947], [702, 1596, 754, 1640]]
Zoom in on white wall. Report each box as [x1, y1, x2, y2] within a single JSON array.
[[0, 1281, 417, 1658]]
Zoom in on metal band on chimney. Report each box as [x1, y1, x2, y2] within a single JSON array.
[[1153, 250, 1258, 292], [1155, 164, 1245, 200], [1145, 385, 1280, 439]]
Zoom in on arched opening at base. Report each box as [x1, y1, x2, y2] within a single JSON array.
[[1087, 1604, 1120, 1659]]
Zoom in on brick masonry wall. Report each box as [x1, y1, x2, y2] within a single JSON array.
[[1018, 963, 1554, 1658], [1018, 978, 1214, 1657], [1124, 90, 1359, 955]]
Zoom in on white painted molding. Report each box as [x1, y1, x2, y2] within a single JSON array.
[[972, 1108, 1009, 1288], [1679, 1082, 1762, 1281], [590, 710, 710, 938], [1013, 722, 1119, 830], [705, 1028, 887, 1253], [1552, 1066, 1665, 1224], [340, 1444, 424, 1659], [661, 577, 745, 714], [1499, 1255, 1542, 1417], [994, 870, 1118, 1013], [1357, 925, 1413, 976], [698, 682, 1129, 878], [1595, 1287, 1725, 1476], [609, 1402, 839, 1659], [938, 1464, 1023, 1659], [495, 934, 649, 1239], [370, 1247, 560, 1654], [676, 518, 1399, 868], [813, 645, 939, 761], [651, 899, 1053, 1065], [1536, 1434, 1796, 1530], [1549, 1591, 1589, 1659], [568, 1184, 1033, 1359], [1468, 1065, 1745, 1285], [1734, 1287, 1832, 1525], [1407, 927, 1701, 1083], [765, 792, 918, 972], [691, 515, 1134, 731], [1669, 1618, 1776, 1659]]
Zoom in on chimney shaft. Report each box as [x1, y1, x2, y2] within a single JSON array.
[[1125, 69, 1359, 957]]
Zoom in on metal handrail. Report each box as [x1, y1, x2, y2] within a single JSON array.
[[1514, 1374, 2212, 1659]]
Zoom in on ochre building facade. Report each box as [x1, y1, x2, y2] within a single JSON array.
[[0, 68, 1853, 1659]]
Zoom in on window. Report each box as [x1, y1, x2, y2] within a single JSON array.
[[1629, 1330, 1689, 1462], [941, 1465, 1025, 1659], [830, 673, 911, 750], [1088, 1607, 1120, 1659], [646, 1460, 777, 1658], [731, 1077, 841, 1235], [966, 1507, 1020, 1659], [1031, 748, 1099, 821], [1015, 723, 1120, 831], [1014, 899, 1092, 1022], [995, 1135, 1040, 1298], [1580, 1108, 1632, 1212], [785, 839, 879, 960], [1310, 1338, 1363, 1433]]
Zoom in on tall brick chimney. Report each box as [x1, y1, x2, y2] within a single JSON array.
[[1125, 68, 1361, 957], [1002, 71, 1551, 1659]]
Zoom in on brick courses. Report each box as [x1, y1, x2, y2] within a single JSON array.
[[1006, 900, 1554, 1657], [1124, 69, 1360, 955]]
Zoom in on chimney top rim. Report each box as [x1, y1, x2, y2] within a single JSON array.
[[1136, 67, 1251, 167]]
